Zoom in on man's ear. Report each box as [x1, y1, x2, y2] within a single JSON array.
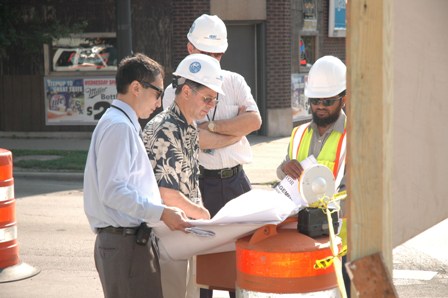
[[130, 80, 141, 95], [181, 84, 192, 99], [187, 42, 195, 54], [341, 95, 347, 109]]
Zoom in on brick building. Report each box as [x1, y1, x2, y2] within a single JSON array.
[[0, 0, 346, 137]]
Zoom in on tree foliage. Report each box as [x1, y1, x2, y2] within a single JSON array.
[[0, 1, 87, 75]]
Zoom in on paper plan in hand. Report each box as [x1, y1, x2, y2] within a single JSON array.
[[152, 188, 297, 260], [274, 155, 319, 206]]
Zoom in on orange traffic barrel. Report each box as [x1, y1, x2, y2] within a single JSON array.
[[0, 148, 40, 283], [236, 219, 340, 297]]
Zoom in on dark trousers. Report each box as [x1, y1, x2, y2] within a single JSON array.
[[199, 169, 251, 298], [94, 231, 163, 298], [199, 169, 252, 218]]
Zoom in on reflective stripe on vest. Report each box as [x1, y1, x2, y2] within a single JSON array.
[[289, 123, 346, 179]]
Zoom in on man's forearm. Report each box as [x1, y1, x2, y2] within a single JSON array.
[[212, 111, 262, 137], [159, 187, 209, 219], [199, 129, 241, 150]]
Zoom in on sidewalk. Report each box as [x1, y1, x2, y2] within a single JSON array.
[[0, 133, 289, 185], [0, 133, 289, 298], [2, 133, 447, 297]]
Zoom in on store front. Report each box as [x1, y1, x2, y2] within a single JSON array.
[[291, 0, 346, 126], [44, 34, 118, 126]]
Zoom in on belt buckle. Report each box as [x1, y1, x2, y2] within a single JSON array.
[[220, 168, 234, 179], [123, 227, 137, 236]]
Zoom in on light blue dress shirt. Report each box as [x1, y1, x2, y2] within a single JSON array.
[[83, 99, 164, 232]]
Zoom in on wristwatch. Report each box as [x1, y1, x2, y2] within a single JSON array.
[[208, 121, 216, 132]]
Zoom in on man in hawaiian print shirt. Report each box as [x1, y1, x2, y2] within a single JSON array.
[[142, 53, 225, 298]]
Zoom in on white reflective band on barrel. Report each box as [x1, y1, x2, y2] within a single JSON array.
[[0, 184, 14, 202], [0, 225, 17, 243], [237, 287, 339, 297]]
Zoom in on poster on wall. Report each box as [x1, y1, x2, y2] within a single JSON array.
[[291, 73, 311, 122], [44, 77, 116, 125]]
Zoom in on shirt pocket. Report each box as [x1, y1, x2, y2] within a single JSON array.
[[216, 104, 240, 120]]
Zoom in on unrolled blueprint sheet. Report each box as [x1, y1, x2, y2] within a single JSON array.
[[152, 188, 298, 260]]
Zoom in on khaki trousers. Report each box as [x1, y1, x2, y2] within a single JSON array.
[[159, 240, 199, 298]]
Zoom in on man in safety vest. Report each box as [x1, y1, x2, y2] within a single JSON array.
[[276, 55, 350, 295]]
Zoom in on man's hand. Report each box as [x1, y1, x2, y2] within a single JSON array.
[[195, 205, 211, 220], [281, 159, 304, 180], [197, 121, 210, 131], [198, 106, 261, 138], [160, 206, 191, 232], [160, 187, 211, 220], [237, 105, 247, 115]]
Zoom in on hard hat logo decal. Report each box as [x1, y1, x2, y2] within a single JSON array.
[[173, 54, 225, 95], [189, 62, 201, 73], [189, 22, 196, 34], [208, 34, 218, 40]]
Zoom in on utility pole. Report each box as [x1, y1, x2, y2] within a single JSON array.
[[116, 0, 133, 62]]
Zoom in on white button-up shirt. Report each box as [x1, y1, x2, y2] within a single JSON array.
[[163, 69, 259, 169], [83, 99, 164, 232]]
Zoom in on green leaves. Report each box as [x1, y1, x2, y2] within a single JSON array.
[[0, 2, 87, 73]]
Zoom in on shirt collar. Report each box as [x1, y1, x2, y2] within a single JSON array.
[[333, 110, 347, 133], [168, 102, 197, 129], [111, 99, 141, 133]]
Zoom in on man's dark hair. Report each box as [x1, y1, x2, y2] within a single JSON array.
[[115, 53, 165, 94], [174, 79, 204, 95]]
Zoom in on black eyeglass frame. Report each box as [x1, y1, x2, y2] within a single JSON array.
[[308, 96, 343, 107], [140, 81, 164, 99]]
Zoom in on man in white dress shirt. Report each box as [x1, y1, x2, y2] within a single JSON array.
[[162, 14, 262, 298], [84, 53, 191, 298]]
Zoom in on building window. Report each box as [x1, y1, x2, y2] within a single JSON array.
[[299, 35, 317, 72], [329, 0, 347, 37], [303, 0, 317, 31]]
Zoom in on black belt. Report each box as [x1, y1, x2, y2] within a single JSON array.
[[97, 226, 139, 236], [199, 164, 242, 179]]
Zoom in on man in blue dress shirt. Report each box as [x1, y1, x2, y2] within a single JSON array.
[[84, 53, 191, 298]]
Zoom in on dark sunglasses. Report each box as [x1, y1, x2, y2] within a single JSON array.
[[309, 96, 342, 107], [140, 81, 164, 99]]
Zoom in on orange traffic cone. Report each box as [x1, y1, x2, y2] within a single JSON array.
[[235, 219, 341, 297], [0, 148, 40, 283]]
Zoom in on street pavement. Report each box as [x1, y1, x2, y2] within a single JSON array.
[[1, 133, 447, 297]]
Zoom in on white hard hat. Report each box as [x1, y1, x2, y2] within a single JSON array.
[[173, 53, 225, 95], [187, 14, 228, 53], [305, 55, 346, 98]]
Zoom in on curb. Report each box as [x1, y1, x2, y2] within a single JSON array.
[[13, 171, 84, 182]]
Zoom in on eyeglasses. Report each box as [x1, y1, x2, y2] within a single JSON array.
[[191, 87, 219, 105], [308, 96, 343, 107], [140, 81, 164, 99]]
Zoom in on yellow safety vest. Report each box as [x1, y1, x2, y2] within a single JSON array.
[[288, 122, 348, 247], [288, 123, 346, 182]]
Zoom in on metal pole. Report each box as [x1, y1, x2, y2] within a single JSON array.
[[116, 0, 133, 62]]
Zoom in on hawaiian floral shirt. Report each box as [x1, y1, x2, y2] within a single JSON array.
[[142, 103, 201, 204]]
